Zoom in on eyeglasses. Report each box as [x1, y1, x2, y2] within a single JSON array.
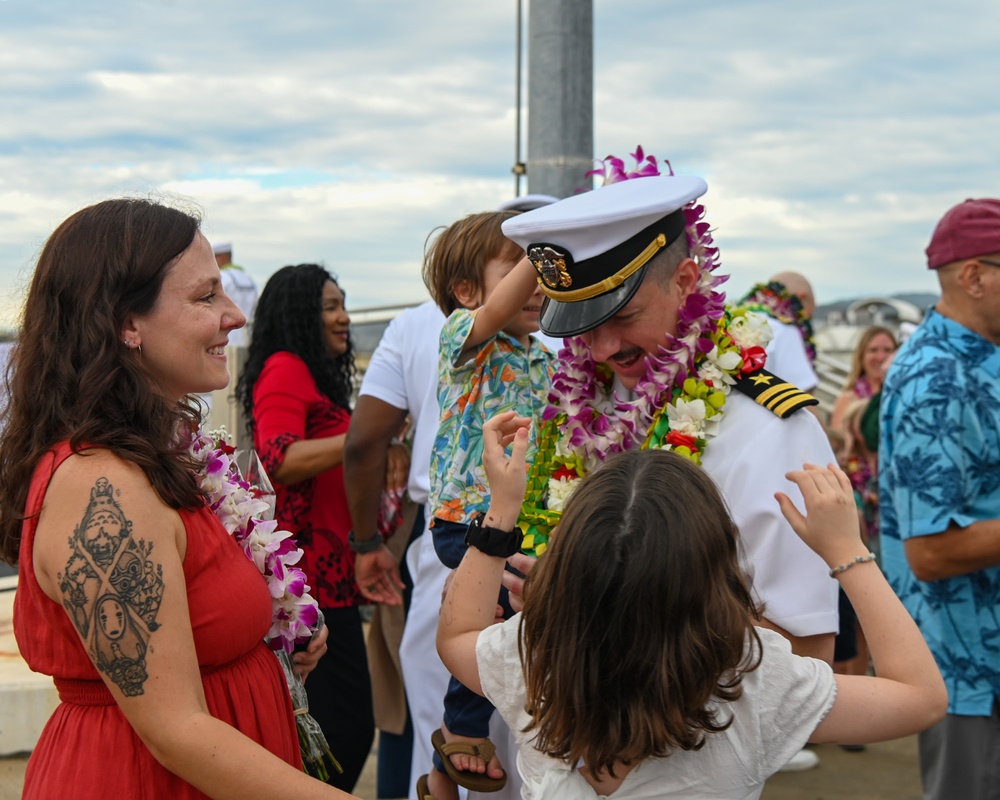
[[980, 258, 1000, 269]]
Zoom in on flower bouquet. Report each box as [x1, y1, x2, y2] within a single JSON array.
[[271, 611, 342, 781]]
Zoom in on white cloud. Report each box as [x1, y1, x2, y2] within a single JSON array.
[[0, 0, 997, 328]]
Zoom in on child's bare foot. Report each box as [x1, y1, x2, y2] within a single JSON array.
[[431, 724, 507, 790]]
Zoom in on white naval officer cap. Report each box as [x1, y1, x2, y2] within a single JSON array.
[[501, 175, 707, 337], [497, 194, 561, 213]]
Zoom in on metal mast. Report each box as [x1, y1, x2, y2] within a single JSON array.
[[524, 0, 593, 198]]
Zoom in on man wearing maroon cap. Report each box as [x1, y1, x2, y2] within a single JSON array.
[[879, 198, 1000, 800]]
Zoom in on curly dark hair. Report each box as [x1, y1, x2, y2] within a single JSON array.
[[0, 198, 207, 566], [519, 447, 763, 777], [237, 264, 356, 431]]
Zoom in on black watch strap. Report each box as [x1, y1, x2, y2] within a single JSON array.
[[347, 530, 384, 554], [465, 514, 524, 558]]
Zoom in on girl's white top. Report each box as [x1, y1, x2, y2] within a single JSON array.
[[476, 616, 836, 800]]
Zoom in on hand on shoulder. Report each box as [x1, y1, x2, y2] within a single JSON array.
[[775, 463, 867, 569]]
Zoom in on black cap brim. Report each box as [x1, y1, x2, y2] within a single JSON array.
[[538, 263, 649, 338]]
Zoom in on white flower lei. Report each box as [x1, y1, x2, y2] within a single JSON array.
[[187, 428, 319, 653], [540, 306, 772, 512]]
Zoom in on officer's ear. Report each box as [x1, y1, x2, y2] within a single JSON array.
[[672, 257, 700, 301]]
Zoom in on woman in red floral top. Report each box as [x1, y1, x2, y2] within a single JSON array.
[[237, 264, 372, 791]]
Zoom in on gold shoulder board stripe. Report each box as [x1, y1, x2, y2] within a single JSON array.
[[756, 382, 797, 405], [733, 368, 819, 419], [773, 393, 818, 417]]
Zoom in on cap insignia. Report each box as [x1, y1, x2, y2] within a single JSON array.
[[528, 245, 573, 290]]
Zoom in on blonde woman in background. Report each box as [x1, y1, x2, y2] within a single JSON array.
[[829, 326, 898, 432]]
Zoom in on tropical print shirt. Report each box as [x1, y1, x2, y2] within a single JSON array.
[[880, 308, 1000, 715], [429, 308, 555, 524]]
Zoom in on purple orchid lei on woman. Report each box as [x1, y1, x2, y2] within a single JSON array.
[[187, 428, 319, 652], [187, 428, 342, 780]]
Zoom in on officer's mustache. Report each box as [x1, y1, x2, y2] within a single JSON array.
[[608, 347, 645, 363]]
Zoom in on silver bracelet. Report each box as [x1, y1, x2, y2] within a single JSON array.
[[829, 552, 876, 578]]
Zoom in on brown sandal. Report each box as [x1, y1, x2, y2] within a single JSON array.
[[431, 728, 507, 792], [416, 773, 438, 800]]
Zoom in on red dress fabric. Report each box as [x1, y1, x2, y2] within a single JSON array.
[[13, 442, 301, 799], [252, 351, 363, 609]]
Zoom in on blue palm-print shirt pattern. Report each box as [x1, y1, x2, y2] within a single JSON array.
[[428, 308, 555, 524], [880, 308, 1000, 715]]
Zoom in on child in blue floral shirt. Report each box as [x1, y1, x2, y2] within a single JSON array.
[[421, 210, 556, 800]]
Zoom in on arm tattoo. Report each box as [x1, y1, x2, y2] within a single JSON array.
[[57, 477, 165, 696]]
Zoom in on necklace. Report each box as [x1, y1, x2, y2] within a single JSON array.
[[186, 428, 345, 780]]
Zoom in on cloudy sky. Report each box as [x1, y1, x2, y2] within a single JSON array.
[[1, 0, 997, 330]]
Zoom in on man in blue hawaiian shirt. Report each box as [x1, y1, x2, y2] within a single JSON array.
[[881, 197, 1000, 800]]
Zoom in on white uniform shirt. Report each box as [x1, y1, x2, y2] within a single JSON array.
[[357, 300, 445, 505], [477, 618, 836, 800], [610, 379, 838, 639], [700, 392, 838, 637], [763, 319, 818, 393]]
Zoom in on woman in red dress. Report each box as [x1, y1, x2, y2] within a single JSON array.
[[0, 199, 359, 800], [237, 264, 375, 792]]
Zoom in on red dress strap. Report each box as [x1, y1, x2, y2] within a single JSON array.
[[18, 441, 76, 580]]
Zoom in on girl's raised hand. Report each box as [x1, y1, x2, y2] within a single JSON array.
[[775, 463, 869, 569], [481, 410, 532, 524]]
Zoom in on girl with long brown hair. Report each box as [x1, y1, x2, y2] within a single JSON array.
[[437, 411, 946, 800]]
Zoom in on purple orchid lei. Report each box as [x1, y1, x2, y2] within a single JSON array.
[[541, 152, 729, 471], [187, 428, 343, 780], [585, 144, 664, 184], [187, 428, 318, 654], [518, 150, 779, 554]]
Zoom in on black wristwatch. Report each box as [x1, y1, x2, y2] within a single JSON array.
[[347, 530, 384, 554], [464, 513, 524, 558]]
